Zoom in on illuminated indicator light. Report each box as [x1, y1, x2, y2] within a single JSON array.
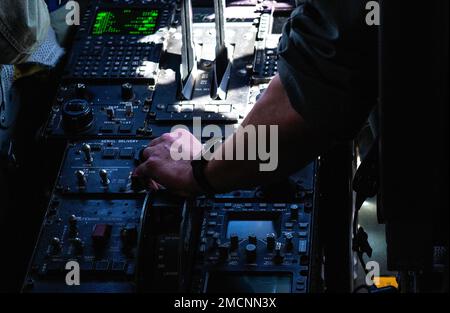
[[92, 9, 160, 36], [373, 276, 399, 289]]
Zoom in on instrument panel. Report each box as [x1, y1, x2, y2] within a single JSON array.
[[24, 0, 319, 294]]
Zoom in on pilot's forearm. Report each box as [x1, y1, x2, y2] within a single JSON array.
[[204, 75, 332, 193]]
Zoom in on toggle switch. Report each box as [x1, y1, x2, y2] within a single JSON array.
[[273, 242, 284, 265], [99, 169, 110, 186], [245, 244, 257, 263], [50, 237, 61, 254], [290, 204, 299, 220], [218, 243, 230, 261], [75, 170, 87, 186], [230, 233, 239, 250], [81, 143, 93, 163], [106, 106, 115, 120], [266, 233, 276, 250], [248, 234, 257, 245], [68, 215, 78, 237], [285, 232, 294, 251], [72, 237, 84, 254], [125, 103, 134, 117]]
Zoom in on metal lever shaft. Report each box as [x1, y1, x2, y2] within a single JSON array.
[[180, 0, 197, 99]]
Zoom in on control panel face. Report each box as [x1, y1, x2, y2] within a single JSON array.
[[150, 9, 257, 123], [190, 163, 317, 294], [64, 1, 175, 82], [25, 1, 319, 294], [252, 11, 289, 84], [45, 83, 155, 139], [56, 140, 149, 195], [23, 196, 147, 293]]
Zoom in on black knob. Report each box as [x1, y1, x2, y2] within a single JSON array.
[[99, 169, 110, 186], [50, 237, 61, 254], [290, 204, 299, 220], [218, 243, 229, 261], [144, 96, 153, 108], [125, 103, 134, 117], [121, 83, 134, 100], [266, 233, 276, 250], [75, 170, 87, 187], [273, 242, 284, 265], [211, 232, 220, 249], [121, 224, 138, 247], [72, 238, 83, 254], [81, 144, 93, 163], [68, 215, 78, 237], [248, 234, 257, 245], [62, 99, 94, 132], [245, 244, 257, 263], [285, 232, 294, 251], [75, 83, 88, 99], [230, 234, 239, 250], [69, 214, 77, 227], [106, 106, 115, 120]]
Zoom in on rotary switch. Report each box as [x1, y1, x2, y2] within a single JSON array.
[[62, 99, 94, 132]]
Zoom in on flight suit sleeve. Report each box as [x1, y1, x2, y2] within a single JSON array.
[[278, 0, 379, 140]]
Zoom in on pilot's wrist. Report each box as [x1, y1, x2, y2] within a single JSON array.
[[190, 157, 216, 195]]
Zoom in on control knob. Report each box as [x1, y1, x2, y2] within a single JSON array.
[[62, 99, 94, 132], [68, 214, 78, 237], [285, 232, 294, 251], [218, 243, 230, 262], [75, 83, 88, 99], [72, 237, 83, 254], [50, 237, 61, 254], [245, 244, 257, 263], [266, 233, 276, 250], [121, 83, 134, 100], [81, 144, 93, 163], [273, 242, 284, 265], [99, 169, 110, 186], [290, 204, 299, 220], [230, 233, 239, 250], [75, 170, 87, 186]]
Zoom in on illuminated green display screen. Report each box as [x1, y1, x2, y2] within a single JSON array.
[[92, 9, 159, 36]]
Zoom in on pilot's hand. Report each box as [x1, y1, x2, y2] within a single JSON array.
[[134, 128, 204, 196]]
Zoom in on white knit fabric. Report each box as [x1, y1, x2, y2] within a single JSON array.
[[0, 64, 14, 127], [27, 27, 64, 67]]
